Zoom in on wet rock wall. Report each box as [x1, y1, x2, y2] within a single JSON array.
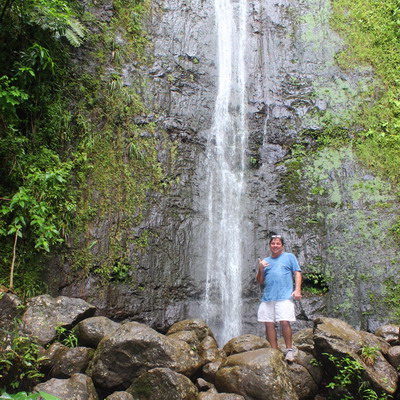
[[54, 0, 400, 340]]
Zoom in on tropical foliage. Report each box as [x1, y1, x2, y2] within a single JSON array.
[[330, 0, 400, 183], [0, 0, 88, 294], [0, 0, 167, 294]]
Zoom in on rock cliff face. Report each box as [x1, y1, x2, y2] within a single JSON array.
[[55, 0, 400, 342]]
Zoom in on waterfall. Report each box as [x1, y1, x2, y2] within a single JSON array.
[[200, 0, 248, 346]]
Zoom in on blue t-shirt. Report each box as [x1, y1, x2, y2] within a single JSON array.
[[261, 252, 301, 302]]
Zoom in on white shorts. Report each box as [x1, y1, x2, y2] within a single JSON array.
[[257, 299, 296, 322]]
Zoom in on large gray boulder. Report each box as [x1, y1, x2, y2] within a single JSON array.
[[21, 295, 96, 345], [387, 346, 400, 369], [199, 336, 226, 365], [127, 367, 198, 400], [167, 329, 201, 349], [73, 316, 120, 348], [49, 346, 94, 378], [87, 321, 202, 390], [215, 348, 298, 400], [292, 328, 316, 354], [291, 349, 323, 388], [202, 361, 223, 384], [222, 335, 269, 356], [374, 325, 400, 344], [314, 317, 398, 395], [34, 373, 98, 400], [287, 360, 319, 400], [167, 319, 216, 341]]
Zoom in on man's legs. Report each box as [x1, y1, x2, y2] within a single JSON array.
[[265, 322, 278, 349], [279, 320, 292, 349]]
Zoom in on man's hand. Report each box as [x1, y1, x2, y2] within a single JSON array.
[[291, 290, 302, 301], [292, 271, 302, 300], [256, 258, 269, 285]]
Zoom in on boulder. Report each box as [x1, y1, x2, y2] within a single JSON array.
[[202, 361, 222, 384], [222, 335, 269, 356], [287, 361, 319, 400], [215, 348, 298, 400], [127, 367, 198, 399], [198, 392, 245, 400], [167, 319, 215, 341], [74, 316, 120, 348], [199, 336, 226, 364], [87, 321, 202, 389], [50, 346, 94, 378], [375, 325, 400, 344], [314, 317, 398, 394], [167, 330, 201, 350], [359, 330, 391, 356], [34, 373, 98, 400], [21, 295, 96, 345], [105, 392, 134, 400], [292, 328, 315, 354], [387, 346, 400, 369], [292, 349, 323, 387], [196, 377, 216, 392], [41, 342, 68, 371]]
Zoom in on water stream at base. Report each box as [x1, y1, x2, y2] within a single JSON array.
[[199, 0, 248, 346]]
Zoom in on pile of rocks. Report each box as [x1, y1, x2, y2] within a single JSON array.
[[1, 293, 399, 400]]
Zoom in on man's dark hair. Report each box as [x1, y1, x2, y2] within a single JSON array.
[[269, 235, 284, 245]]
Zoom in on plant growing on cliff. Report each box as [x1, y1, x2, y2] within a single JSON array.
[[359, 346, 379, 366], [383, 278, 400, 324], [0, 329, 47, 392], [323, 353, 392, 400], [0, 0, 88, 294], [330, 0, 400, 246], [55, 326, 78, 348]]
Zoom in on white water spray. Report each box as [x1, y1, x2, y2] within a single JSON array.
[[200, 0, 248, 346]]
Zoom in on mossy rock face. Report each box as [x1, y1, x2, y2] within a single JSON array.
[[45, 0, 400, 337], [279, 146, 400, 329], [127, 368, 198, 400]]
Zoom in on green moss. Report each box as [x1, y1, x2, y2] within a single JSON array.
[[383, 277, 400, 323], [62, 1, 176, 284]]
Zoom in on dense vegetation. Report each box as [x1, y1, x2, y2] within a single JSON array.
[[331, 0, 400, 183], [0, 0, 172, 296], [0, 0, 88, 295], [330, 0, 400, 320]]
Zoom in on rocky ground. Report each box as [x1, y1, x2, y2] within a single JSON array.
[[1, 293, 399, 400]]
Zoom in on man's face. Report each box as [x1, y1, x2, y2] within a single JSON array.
[[269, 238, 284, 257]]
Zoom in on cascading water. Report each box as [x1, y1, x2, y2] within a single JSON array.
[[199, 0, 248, 346]]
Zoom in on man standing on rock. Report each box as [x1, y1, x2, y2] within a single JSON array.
[[256, 234, 302, 362]]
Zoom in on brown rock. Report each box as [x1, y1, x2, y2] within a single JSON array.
[[314, 317, 398, 394], [167, 319, 215, 342], [127, 367, 198, 400], [87, 321, 202, 390], [215, 348, 298, 400], [387, 346, 400, 369], [199, 336, 226, 364], [222, 334, 269, 356], [34, 373, 98, 400], [21, 295, 96, 346], [74, 316, 120, 348], [375, 325, 400, 344]]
